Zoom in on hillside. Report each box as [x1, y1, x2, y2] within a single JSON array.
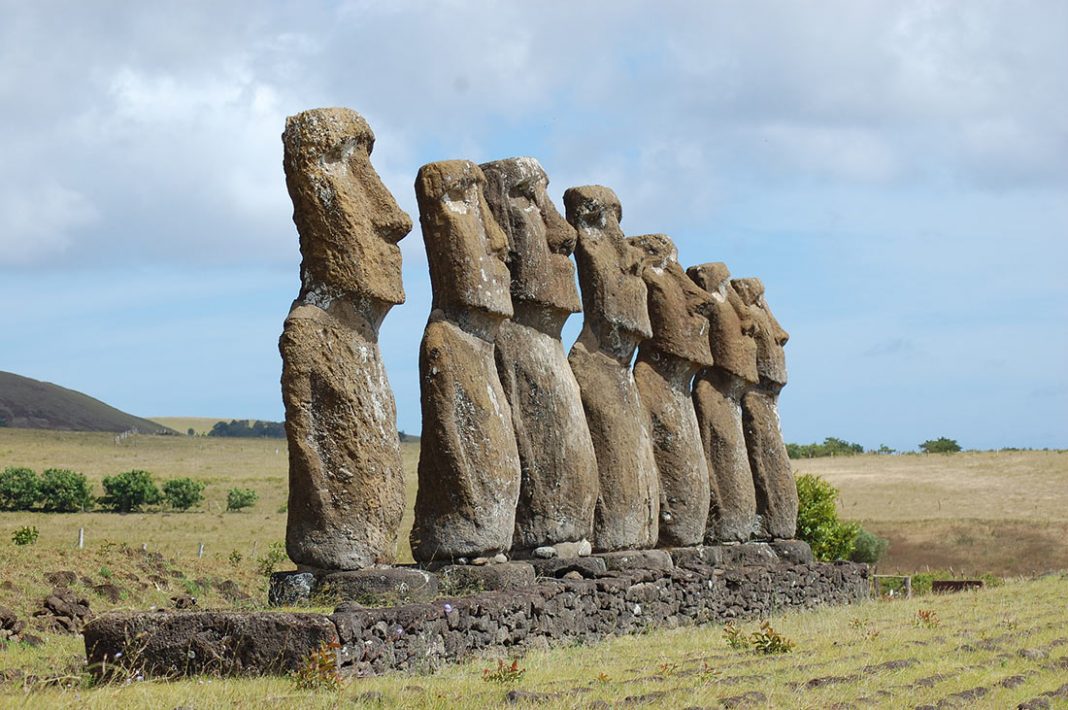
[[0, 371, 174, 434]]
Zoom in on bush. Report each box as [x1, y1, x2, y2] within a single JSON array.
[[226, 488, 258, 512], [850, 528, 889, 564], [786, 437, 865, 459], [162, 478, 206, 511], [919, 437, 961, 454], [0, 467, 40, 511], [99, 470, 161, 512], [39, 468, 94, 512], [12, 525, 39, 545], [795, 473, 860, 561]]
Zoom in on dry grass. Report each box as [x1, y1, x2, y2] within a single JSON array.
[[4, 575, 1068, 708], [794, 451, 1068, 576]]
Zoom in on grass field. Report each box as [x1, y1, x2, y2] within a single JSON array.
[[1, 428, 1066, 707]]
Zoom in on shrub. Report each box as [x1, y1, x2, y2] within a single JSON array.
[[795, 473, 860, 561], [226, 488, 258, 512], [482, 659, 526, 684], [0, 467, 40, 511], [256, 541, 287, 577], [919, 437, 961, 454], [39, 468, 94, 512], [162, 478, 206, 511], [99, 470, 161, 512], [749, 622, 795, 654], [850, 528, 889, 564], [292, 641, 342, 690], [12, 525, 39, 545], [786, 437, 865, 459]]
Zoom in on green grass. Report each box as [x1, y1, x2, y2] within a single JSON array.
[[3, 575, 1067, 708]]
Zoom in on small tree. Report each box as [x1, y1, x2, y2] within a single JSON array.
[[226, 488, 258, 512], [162, 478, 206, 511], [850, 528, 889, 564], [795, 473, 860, 561], [99, 470, 161, 512], [0, 467, 41, 511], [919, 437, 961, 454], [39, 469, 94, 512]]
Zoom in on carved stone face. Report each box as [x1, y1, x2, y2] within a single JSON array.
[[628, 234, 714, 368], [415, 160, 513, 319], [731, 277, 788, 386], [687, 263, 759, 384], [282, 108, 411, 306], [564, 185, 652, 342], [479, 157, 581, 316]]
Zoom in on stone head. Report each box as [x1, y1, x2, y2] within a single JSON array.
[[282, 107, 412, 306], [731, 277, 788, 386], [628, 234, 714, 368], [479, 157, 581, 317], [415, 160, 513, 320], [563, 186, 652, 344], [686, 263, 759, 383]]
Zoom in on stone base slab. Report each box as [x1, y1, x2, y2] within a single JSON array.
[[90, 555, 867, 679], [269, 567, 437, 607]]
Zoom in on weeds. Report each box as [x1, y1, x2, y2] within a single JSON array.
[[255, 541, 287, 577], [916, 609, 941, 628], [723, 622, 748, 650], [482, 658, 526, 685], [656, 662, 678, 677], [11, 525, 39, 545], [698, 661, 721, 683], [749, 622, 795, 655], [292, 641, 342, 690]]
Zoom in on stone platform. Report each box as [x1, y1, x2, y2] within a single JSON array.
[[84, 542, 866, 679]]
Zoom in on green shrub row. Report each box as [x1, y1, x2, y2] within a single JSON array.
[[795, 473, 888, 564], [0, 466, 256, 513]]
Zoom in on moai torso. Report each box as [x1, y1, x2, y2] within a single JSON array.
[[565, 186, 660, 552], [481, 157, 598, 552], [410, 160, 522, 562], [733, 277, 798, 540], [629, 235, 713, 548], [687, 263, 760, 543], [279, 108, 411, 570]]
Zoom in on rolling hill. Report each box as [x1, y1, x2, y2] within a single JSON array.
[[0, 371, 174, 434]]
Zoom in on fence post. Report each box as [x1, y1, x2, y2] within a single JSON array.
[[197, 543, 205, 559], [78, 527, 84, 549]]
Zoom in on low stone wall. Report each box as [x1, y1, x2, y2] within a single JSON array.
[[84, 551, 867, 679]]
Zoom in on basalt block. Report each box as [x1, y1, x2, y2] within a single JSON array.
[[410, 160, 521, 562], [565, 186, 659, 552], [280, 107, 411, 570], [595, 549, 674, 572], [438, 562, 537, 593]]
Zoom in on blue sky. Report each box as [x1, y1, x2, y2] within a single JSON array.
[[1, 1, 1065, 450]]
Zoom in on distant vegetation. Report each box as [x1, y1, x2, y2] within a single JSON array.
[[919, 437, 962, 454], [0, 465, 216, 513], [786, 437, 865, 459], [208, 419, 287, 438]]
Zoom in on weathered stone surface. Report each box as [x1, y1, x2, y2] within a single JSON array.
[[714, 542, 778, 566], [565, 186, 659, 552], [629, 234, 713, 547], [84, 612, 338, 677], [481, 157, 598, 551], [280, 107, 411, 570], [596, 549, 674, 572], [529, 556, 608, 579], [268, 571, 316, 606], [770, 539, 814, 565], [688, 263, 759, 543], [410, 160, 521, 562], [318, 568, 437, 604], [733, 277, 797, 540], [439, 563, 536, 593]]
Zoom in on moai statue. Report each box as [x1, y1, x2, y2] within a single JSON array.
[[732, 277, 798, 540], [410, 160, 522, 562], [480, 157, 598, 553], [279, 108, 411, 570], [565, 186, 659, 551], [687, 263, 760, 543], [629, 235, 714, 548]]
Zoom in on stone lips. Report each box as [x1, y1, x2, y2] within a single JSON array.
[[565, 185, 659, 551], [280, 107, 410, 570], [410, 160, 521, 562], [688, 263, 759, 385], [629, 233, 712, 547], [481, 157, 598, 551]]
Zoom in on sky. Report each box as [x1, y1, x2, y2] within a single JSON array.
[[1, 1, 1065, 451]]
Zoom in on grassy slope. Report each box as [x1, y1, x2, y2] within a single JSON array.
[[0, 372, 173, 434], [4, 575, 1068, 708]]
